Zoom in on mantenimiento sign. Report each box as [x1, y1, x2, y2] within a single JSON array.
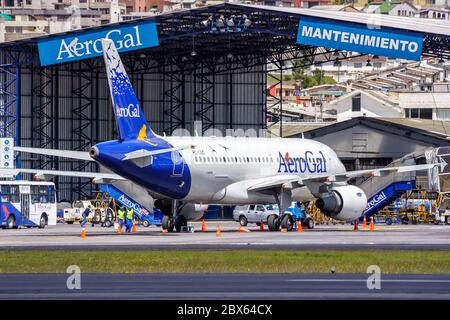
[[37, 20, 159, 66], [297, 16, 423, 61]]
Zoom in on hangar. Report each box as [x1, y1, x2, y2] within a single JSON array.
[[1, 3, 450, 201]]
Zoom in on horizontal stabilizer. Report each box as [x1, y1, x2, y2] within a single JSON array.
[[122, 145, 195, 161], [14, 147, 92, 161], [0, 168, 124, 182]]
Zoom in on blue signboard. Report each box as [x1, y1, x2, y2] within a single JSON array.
[[297, 16, 423, 61], [37, 20, 159, 66]]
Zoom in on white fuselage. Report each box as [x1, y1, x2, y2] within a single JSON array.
[[165, 135, 346, 204]]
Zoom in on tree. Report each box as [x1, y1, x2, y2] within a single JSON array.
[[291, 60, 336, 89]]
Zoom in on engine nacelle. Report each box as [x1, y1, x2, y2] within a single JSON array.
[[316, 185, 367, 221], [179, 203, 208, 221]]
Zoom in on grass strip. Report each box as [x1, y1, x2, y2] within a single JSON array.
[[0, 250, 449, 274]]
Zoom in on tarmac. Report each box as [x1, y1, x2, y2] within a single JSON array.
[[1, 273, 450, 299], [1, 221, 450, 250]]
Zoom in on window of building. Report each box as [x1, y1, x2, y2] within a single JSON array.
[[420, 108, 433, 119], [436, 109, 450, 121], [405, 108, 432, 119], [352, 94, 361, 112], [373, 62, 382, 68]]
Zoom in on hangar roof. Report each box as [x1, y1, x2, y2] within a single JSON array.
[[299, 117, 450, 146], [239, 4, 450, 36], [0, 3, 449, 64]]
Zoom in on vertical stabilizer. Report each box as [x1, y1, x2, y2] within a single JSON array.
[[102, 39, 155, 140]]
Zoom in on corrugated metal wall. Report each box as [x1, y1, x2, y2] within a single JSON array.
[[2, 55, 266, 201]]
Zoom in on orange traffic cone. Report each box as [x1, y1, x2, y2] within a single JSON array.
[[81, 227, 86, 239], [370, 217, 375, 231], [117, 222, 121, 234], [132, 221, 137, 233], [216, 225, 221, 237], [201, 219, 206, 232], [297, 222, 303, 233], [354, 220, 359, 231], [363, 216, 367, 229], [259, 223, 264, 232], [238, 227, 251, 233], [281, 228, 288, 233]]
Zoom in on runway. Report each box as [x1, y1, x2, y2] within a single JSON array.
[[1, 273, 450, 299], [1, 222, 450, 250]]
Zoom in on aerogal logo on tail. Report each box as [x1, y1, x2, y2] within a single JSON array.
[[116, 104, 141, 118]]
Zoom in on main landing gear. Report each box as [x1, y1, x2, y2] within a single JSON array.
[[158, 200, 188, 233], [268, 188, 294, 232]]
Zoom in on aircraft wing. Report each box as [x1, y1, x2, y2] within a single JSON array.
[[247, 175, 303, 192], [14, 147, 92, 161], [0, 168, 125, 183], [245, 163, 439, 192], [309, 163, 438, 183]]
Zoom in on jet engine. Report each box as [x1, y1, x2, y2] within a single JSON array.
[[154, 199, 207, 221], [315, 185, 367, 221], [178, 203, 208, 221]]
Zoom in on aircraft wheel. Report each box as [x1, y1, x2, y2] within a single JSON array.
[[162, 215, 174, 232], [174, 215, 187, 232], [280, 214, 294, 231], [267, 215, 280, 232]]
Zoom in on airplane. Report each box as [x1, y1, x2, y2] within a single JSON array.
[[0, 39, 440, 232]]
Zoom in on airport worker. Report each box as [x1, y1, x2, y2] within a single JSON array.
[[117, 205, 125, 231], [433, 205, 440, 225], [81, 205, 93, 228], [125, 207, 134, 233]]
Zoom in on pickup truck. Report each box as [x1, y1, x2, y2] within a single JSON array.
[[233, 202, 315, 231], [233, 204, 278, 226]]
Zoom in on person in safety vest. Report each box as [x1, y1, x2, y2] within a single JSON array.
[[117, 205, 125, 231], [125, 207, 134, 233]]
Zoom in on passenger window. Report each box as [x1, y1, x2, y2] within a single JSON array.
[[249, 205, 255, 210]]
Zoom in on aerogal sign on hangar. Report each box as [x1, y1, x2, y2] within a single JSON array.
[[37, 20, 159, 66]]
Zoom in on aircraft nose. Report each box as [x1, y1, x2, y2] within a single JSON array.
[[89, 146, 99, 160]]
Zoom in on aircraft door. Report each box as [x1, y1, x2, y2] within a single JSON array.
[[171, 151, 184, 177]]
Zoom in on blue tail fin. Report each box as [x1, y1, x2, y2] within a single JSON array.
[[102, 39, 155, 141]]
